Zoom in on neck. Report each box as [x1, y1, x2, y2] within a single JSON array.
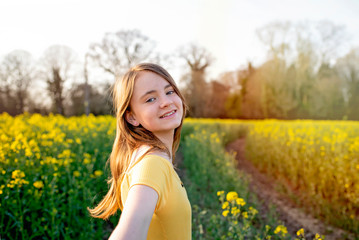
[[154, 130, 174, 161]]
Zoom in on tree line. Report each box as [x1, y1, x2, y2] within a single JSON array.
[[1, 20, 358, 120]]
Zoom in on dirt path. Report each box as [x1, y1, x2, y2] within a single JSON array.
[[226, 138, 355, 240]]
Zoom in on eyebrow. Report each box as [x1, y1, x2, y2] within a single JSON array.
[[140, 84, 172, 100]]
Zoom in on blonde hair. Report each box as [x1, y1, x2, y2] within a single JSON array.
[[88, 63, 187, 219]]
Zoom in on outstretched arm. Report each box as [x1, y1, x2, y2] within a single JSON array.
[[109, 185, 158, 240]]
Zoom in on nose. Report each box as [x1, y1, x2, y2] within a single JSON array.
[[159, 94, 173, 108]]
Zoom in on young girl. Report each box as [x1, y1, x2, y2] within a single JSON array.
[[88, 63, 191, 240]]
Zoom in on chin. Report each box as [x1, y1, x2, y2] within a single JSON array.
[[168, 121, 182, 131], [158, 121, 182, 133]]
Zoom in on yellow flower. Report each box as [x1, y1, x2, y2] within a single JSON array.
[[83, 158, 91, 164], [73, 171, 80, 177], [242, 211, 248, 219], [33, 181, 44, 189], [236, 198, 246, 206], [274, 225, 288, 237], [94, 170, 103, 177], [12, 169, 25, 179], [222, 201, 229, 209], [296, 228, 304, 236], [314, 233, 324, 240], [231, 207, 240, 216], [226, 191, 238, 201], [249, 206, 258, 215], [217, 190, 224, 196], [25, 148, 33, 157], [222, 210, 229, 217]]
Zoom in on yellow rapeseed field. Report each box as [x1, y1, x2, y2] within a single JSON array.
[[245, 120, 359, 231], [0, 113, 116, 239], [1, 114, 357, 238], [183, 118, 358, 233]]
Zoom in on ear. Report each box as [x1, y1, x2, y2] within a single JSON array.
[[125, 111, 140, 126]]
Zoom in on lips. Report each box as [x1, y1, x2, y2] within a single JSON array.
[[160, 110, 177, 118]]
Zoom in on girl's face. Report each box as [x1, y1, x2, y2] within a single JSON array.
[[126, 71, 183, 137]]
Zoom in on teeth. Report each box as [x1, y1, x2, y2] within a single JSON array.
[[161, 110, 175, 118]]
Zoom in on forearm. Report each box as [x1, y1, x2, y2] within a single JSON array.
[[108, 218, 148, 240], [108, 224, 122, 240], [108, 185, 157, 240]]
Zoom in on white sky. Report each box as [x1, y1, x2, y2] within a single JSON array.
[[1, 0, 359, 82]]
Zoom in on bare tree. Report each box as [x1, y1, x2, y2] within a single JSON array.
[[224, 63, 258, 119], [88, 29, 157, 78], [0, 50, 35, 114], [256, 21, 295, 64], [310, 64, 346, 119], [84, 53, 90, 116], [67, 82, 111, 116], [41, 45, 78, 115], [206, 80, 230, 118], [255, 20, 348, 119], [178, 43, 213, 117], [0, 58, 8, 113], [315, 20, 347, 65], [257, 20, 346, 68], [336, 48, 359, 120]]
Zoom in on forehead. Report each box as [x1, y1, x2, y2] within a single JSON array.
[[133, 71, 171, 95]]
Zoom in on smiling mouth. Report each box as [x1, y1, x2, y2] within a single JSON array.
[[160, 110, 176, 118]]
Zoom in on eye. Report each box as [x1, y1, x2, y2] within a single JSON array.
[[146, 97, 155, 103], [166, 90, 175, 95]]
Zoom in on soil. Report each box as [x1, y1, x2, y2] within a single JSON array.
[[226, 138, 356, 240]]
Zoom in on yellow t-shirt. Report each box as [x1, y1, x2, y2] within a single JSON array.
[[118, 154, 192, 240]]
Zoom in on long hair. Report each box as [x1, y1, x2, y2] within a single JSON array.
[[88, 63, 187, 219]]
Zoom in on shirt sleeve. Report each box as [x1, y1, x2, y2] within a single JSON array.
[[128, 155, 172, 212]]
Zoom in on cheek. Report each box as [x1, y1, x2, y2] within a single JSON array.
[[142, 105, 159, 120], [175, 97, 184, 114]]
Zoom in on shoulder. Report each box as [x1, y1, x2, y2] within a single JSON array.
[[135, 153, 172, 171], [146, 150, 172, 165], [127, 152, 173, 201], [128, 149, 173, 175]]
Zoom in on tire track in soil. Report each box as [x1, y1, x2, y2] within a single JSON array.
[[226, 138, 355, 240]]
